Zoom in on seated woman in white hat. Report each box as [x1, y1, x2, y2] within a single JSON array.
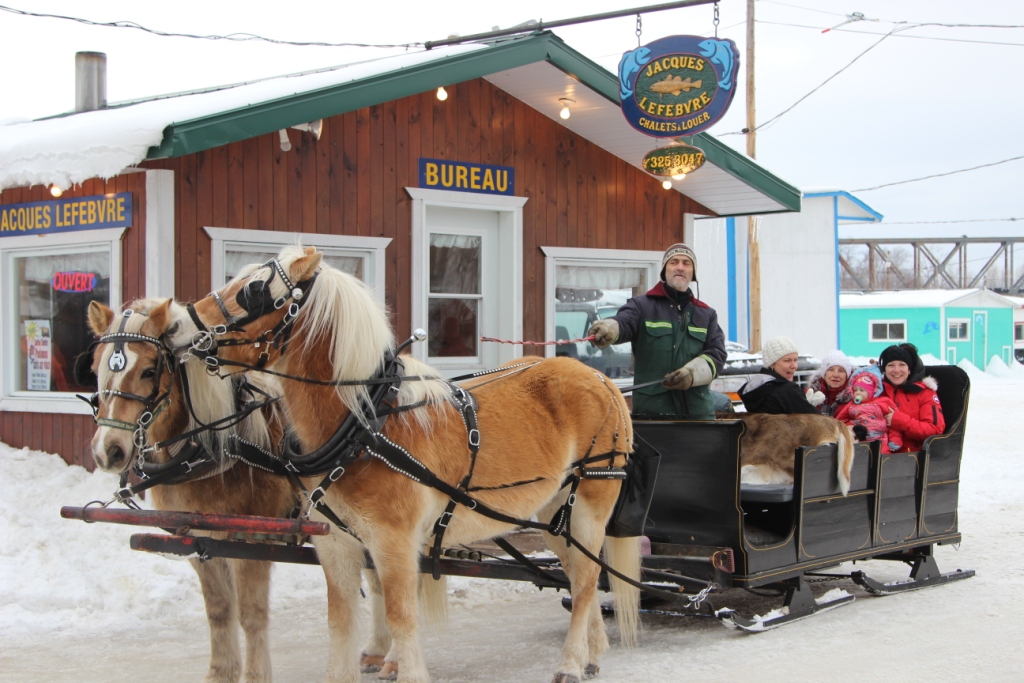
[[740, 336, 819, 414]]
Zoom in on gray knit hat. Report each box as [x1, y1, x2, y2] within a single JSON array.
[[660, 243, 698, 282], [762, 336, 799, 368]]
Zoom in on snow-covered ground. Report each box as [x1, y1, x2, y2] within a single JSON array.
[[2, 359, 1023, 682]]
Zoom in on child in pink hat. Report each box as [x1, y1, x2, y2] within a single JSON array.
[[834, 367, 903, 453]]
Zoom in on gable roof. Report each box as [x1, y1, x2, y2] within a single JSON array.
[[0, 32, 800, 216], [803, 189, 883, 224], [840, 288, 1016, 309]]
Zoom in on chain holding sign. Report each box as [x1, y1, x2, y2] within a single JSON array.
[[619, 35, 740, 139]]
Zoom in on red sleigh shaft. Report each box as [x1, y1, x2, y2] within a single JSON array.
[[61, 506, 330, 536]]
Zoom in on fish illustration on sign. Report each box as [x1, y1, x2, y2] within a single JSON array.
[[698, 38, 736, 90], [618, 46, 652, 101], [650, 75, 703, 96]]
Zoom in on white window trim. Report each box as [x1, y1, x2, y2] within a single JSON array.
[[406, 187, 525, 368], [1, 227, 126, 414], [204, 227, 391, 305], [947, 318, 970, 342], [1014, 321, 1024, 343], [868, 318, 907, 342], [540, 247, 663, 370]]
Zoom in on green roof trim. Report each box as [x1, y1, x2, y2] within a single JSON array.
[[146, 32, 800, 214]]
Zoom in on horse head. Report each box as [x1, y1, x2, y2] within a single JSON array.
[[87, 299, 186, 473]]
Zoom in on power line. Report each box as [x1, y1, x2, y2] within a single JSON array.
[[883, 218, 1024, 225], [759, 19, 1024, 47], [0, 4, 422, 48], [853, 155, 1024, 192]]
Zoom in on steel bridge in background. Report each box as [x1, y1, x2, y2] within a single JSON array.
[[838, 237, 1024, 293]]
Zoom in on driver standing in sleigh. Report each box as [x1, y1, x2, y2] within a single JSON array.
[[588, 243, 726, 420]]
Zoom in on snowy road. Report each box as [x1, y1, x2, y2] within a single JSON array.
[[3, 362, 1024, 682]]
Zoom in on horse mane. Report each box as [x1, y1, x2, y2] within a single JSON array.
[[272, 245, 453, 425]]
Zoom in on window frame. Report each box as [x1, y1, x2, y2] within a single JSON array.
[[407, 187, 526, 373], [947, 318, 970, 342], [0, 227, 126, 414], [541, 246, 663, 384], [204, 227, 391, 305], [868, 319, 907, 343]]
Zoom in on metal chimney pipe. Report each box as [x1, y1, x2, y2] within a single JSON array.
[[75, 52, 107, 112]]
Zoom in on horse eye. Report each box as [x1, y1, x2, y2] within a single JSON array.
[[167, 321, 180, 336], [141, 367, 157, 380]]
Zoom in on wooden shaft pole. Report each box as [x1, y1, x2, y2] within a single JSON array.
[[746, 0, 761, 351]]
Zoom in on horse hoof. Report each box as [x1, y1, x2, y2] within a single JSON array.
[[377, 661, 399, 680], [360, 653, 385, 673], [551, 674, 580, 683], [584, 663, 600, 679]]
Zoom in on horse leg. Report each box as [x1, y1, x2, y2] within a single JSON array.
[[190, 556, 242, 683], [232, 558, 272, 683], [545, 497, 612, 683], [369, 535, 430, 683], [312, 531, 365, 683], [360, 568, 389, 673]]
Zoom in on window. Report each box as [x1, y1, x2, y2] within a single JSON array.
[[205, 228, 390, 302], [948, 319, 970, 341], [1, 228, 124, 413], [408, 187, 526, 376], [869, 320, 906, 342], [542, 247, 663, 381], [1015, 322, 1023, 342]]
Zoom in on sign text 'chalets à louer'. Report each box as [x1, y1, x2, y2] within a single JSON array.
[[0, 193, 133, 237], [419, 159, 514, 196]]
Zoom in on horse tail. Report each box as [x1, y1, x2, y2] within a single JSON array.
[[836, 423, 854, 497], [418, 574, 448, 626], [603, 535, 641, 647]]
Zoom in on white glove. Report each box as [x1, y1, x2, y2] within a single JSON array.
[[805, 388, 826, 407], [588, 319, 619, 349]]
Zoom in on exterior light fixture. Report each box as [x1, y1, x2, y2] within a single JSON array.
[[278, 129, 292, 152], [436, 86, 448, 101], [662, 179, 673, 190], [672, 173, 687, 181], [559, 98, 575, 120], [50, 184, 63, 197]]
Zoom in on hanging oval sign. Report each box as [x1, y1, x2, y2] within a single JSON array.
[[641, 144, 706, 177], [619, 35, 740, 139]]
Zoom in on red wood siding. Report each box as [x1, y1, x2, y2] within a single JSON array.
[[0, 173, 149, 468], [144, 77, 713, 347]]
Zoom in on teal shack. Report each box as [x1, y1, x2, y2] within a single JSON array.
[[839, 289, 1015, 369]]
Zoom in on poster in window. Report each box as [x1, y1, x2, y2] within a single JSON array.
[[25, 320, 52, 391]]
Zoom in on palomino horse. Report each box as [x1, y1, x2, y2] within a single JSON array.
[[87, 299, 447, 682], [88, 299, 299, 683], [164, 246, 641, 683]]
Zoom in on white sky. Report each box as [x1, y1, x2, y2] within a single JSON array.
[[1, 0, 1022, 253]]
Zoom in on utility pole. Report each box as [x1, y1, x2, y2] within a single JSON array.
[[746, 0, 761, 352]]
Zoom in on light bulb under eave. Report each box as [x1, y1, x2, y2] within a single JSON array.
[[49, 184, 63, 197], [662, 179, 673, 190], [436, 86, 448, 101], [672, 173, 687, 181], [559, 105, 570, 120]]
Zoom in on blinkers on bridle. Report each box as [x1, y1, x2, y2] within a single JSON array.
[[181, 258, 316, 370]]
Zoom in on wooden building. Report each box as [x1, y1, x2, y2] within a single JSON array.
[[0, 32, 799, 468]]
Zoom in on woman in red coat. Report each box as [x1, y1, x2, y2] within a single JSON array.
[[878, 343, 945, 452]]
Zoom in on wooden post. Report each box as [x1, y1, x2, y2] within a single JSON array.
[[746, 0, 761, 351]]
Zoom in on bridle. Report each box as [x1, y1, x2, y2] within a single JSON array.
[[179, 258, 317, 371], [80, 309, 174, 453]]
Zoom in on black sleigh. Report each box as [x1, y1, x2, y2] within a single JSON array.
[[633, 364, 974, 629]]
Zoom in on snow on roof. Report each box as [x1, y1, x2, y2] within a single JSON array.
[[840, 288, 1012, 309], [0, 43, 484, 192]]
